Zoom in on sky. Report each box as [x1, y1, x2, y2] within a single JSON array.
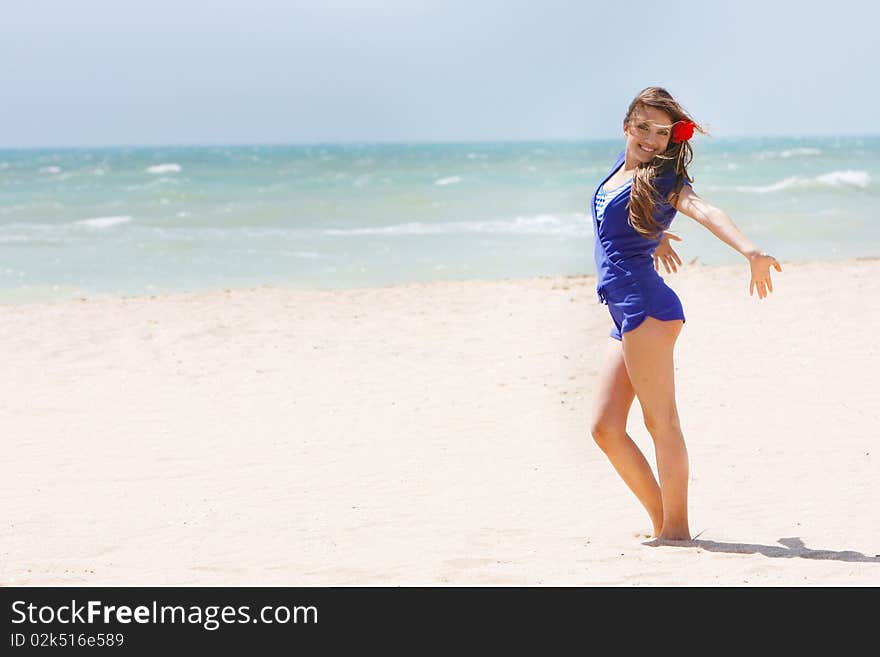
[[1, 0, 878, 148]]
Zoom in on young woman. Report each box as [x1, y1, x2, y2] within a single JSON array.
[[590, 87, 782, 541]]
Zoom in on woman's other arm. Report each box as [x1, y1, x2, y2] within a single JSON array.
[[671, 185, 783, 299]]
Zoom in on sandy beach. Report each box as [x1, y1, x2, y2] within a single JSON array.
[[2, 256, 879, 586]]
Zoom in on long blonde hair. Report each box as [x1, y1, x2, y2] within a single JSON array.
[[624, 87, 707, 240]]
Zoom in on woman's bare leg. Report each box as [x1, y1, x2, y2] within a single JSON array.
[[590, 338, 664, 537], [621, 317, 689, 540]]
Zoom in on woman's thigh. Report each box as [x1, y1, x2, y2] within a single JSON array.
[[591, 338, 636, 433], [621, 317, 683, 429]]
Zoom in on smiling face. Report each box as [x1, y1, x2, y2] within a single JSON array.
[[624, 104, 674, 164]]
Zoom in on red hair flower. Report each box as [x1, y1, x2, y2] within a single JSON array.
[[672, 120, 695, 143]]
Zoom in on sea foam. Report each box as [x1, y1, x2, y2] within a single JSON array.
[[814, 170, 871, 188], [736, 170, 871, 193], [755, 147, 822, 160], [146, 163, 182, 174], [74, 216, 133, 229], [321, 213, 586, 237]]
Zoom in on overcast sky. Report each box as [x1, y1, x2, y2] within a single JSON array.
[[2, 0, 877, 148]]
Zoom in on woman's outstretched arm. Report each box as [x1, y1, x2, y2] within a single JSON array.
[[671, 185, 783, 299]]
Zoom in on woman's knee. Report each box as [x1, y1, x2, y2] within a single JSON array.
[[642, 407, 682, 435], [590, 419, 626, 451]]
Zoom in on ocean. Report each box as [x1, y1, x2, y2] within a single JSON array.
[[1, 137, 877, 303]]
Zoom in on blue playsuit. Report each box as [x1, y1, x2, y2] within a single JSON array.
[[592, 150, 691, 340]]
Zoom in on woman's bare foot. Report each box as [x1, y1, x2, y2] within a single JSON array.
[[657, 527, 691, 541]]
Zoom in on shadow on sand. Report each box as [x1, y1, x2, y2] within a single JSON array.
[[642, 536, 880, 563]]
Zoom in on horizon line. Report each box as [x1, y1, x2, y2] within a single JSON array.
[[2, 132, 879, 152]]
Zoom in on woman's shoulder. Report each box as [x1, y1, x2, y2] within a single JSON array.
[[653, 169, 692, 210]]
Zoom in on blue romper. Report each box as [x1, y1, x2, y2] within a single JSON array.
[[592, 150, 690, 341]]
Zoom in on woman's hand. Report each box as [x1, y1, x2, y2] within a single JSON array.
[[748, 253, 783, 299], [654, 231, 683, 274]]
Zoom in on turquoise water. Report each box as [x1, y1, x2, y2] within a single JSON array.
[[1, 137, 878, 303]]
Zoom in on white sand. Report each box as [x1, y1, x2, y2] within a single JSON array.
[[2, 257, 879, 586]]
